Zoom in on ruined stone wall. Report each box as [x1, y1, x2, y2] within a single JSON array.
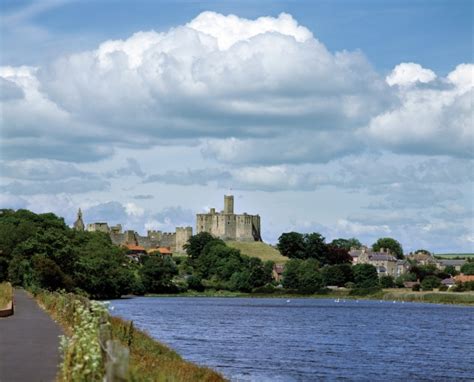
[[175, 227, 193, 253]]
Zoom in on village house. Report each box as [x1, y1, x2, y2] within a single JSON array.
[[349, 247, 405, 278]]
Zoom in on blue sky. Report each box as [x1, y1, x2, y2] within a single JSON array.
[[0, 0, 472, 253]]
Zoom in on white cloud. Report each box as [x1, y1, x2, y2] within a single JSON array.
[[186, 12, 313, 50], [367, 64, 473, 158], [386, 62, 436, 87], [124, 202, 144, 217]]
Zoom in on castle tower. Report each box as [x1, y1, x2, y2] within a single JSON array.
[[73, 208, 85, 231], [224, 195, 234, 214]]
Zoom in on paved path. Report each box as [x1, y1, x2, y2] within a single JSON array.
[[0, 289, 63, 382]]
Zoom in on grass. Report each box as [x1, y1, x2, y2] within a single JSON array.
[[435, 253, 474, 258], [382, 289, 474, 305], [226, 241, 288, 263], [34, 290, 226, 382], [0, 282, 13, 310], [148, 288, 474, 305]]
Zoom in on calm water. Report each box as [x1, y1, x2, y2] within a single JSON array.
[[110, 297, 474, 381]]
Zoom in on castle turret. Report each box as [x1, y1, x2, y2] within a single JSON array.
[[73, 208, 85, 231], [224, 195, 234, 214]]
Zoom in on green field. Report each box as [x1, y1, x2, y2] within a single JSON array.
[[226, 241, 289, 264], [435, 253, 474, 259]]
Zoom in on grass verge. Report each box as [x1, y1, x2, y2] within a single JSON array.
[[34, 290, 226, 382], [147, 288, 474, 305], [0, 282, 13, 310]]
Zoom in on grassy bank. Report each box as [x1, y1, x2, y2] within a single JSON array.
[[146, 288, 474, 305], [0, 282, 13, 309], [35, 290, 226, 382], [225, 241, 288, 263]]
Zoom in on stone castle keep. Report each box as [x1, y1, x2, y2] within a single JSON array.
[[73, 195, 261, 253], [196, 195, 262, 241]]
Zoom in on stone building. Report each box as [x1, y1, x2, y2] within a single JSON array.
[[196, 195, 261, 241], [73, 209, 85, 231], [75, 209, 192, 253], [350, 246, 407, 278]]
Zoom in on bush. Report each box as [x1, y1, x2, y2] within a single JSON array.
[[252, 284, 277, 294], [421, 275, 441, 291], [438, 284, 448, 291], [186, 275, 204, 292], [379, 275, 395, 288], [412, 284, 421, 291], [344, 282, 356, 289]]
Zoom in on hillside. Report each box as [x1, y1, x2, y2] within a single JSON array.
[[435, 253, 474, 259], [226, 241, 288, 264]]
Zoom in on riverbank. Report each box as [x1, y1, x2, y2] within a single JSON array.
[[145, 288, 474, 306], [34, 290, 226, 382]]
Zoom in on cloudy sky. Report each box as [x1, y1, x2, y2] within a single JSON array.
[[0, 0, 472, 253]]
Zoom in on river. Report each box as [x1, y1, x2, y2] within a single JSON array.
[[110, 297, 474, 381]]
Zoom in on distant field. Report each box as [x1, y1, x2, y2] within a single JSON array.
[[226, 241, 289, 264], [435, 253, 474, 259]]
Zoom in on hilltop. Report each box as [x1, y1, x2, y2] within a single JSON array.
[[226, 241, 288, 264]]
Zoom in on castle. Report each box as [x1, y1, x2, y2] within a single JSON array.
[[196, 195, 261, 241], [73, 210, 192, 253]]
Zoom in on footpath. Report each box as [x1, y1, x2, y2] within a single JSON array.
[[0, 289, 63, 382]]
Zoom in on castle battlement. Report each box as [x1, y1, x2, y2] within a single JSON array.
[[196, 195, 261, 242]]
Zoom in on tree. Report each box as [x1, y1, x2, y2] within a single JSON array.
[[139, 255, 178, 293], [461, 262, 474, 275], [330, 238, 362, 251], [32, 255, 71, 291], [304, 233, 328, 263], [183, 232, 217, 259], [282, 259, 303, 289], [325, 246, 352, 265], [372, 237, 404, 259], [322, 264, 354, 286], [277, 232, 305, 259], [353, 264, 379, 288], [379, 275, 395, 288], [421, 276, 441, 291], [296, 259, 322, 294], [444, 265, 458, 276]]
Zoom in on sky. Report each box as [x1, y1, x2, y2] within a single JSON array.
[[0, 0, 472, 253]]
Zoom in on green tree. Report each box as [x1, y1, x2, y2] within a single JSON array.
[[461, 262, 474, 275], [372, 237, 404, 259], [353, 264, 379, 288], [421, 275, 441, 290], [443, 265, 458, 276], [277, 232, 305, 259], [296, 259, 322, 294], [330, 238, 362, 251], [32, 255, 71, 291], [282, 259, 303, 289], [184, 232, 217, 260], [304, 233, 328, 263], [139, 255, 178, 293], [379, 275, 395, 288], [322, 264, 354, 286]]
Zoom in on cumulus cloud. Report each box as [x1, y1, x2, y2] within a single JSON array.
[[367, 64, 473, 158], [386, 62, 436, 87]]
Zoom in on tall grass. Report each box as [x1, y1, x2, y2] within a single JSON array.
[[35, 290, 226, 382], [0, 282, 13, 309]]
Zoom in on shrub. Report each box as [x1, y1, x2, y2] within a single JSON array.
[[421, 276, 441, 291], [379, 275, 395, 288], [412, 284, 421, 291], [344, 282, 356, 289], [439, 285, 448, 291]]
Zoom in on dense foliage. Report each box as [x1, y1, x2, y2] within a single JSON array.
[[0, 209, 134, 298], [372, 237, 404, 259], [460, 262, 474, 275], [277, 232, 352, 265]]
